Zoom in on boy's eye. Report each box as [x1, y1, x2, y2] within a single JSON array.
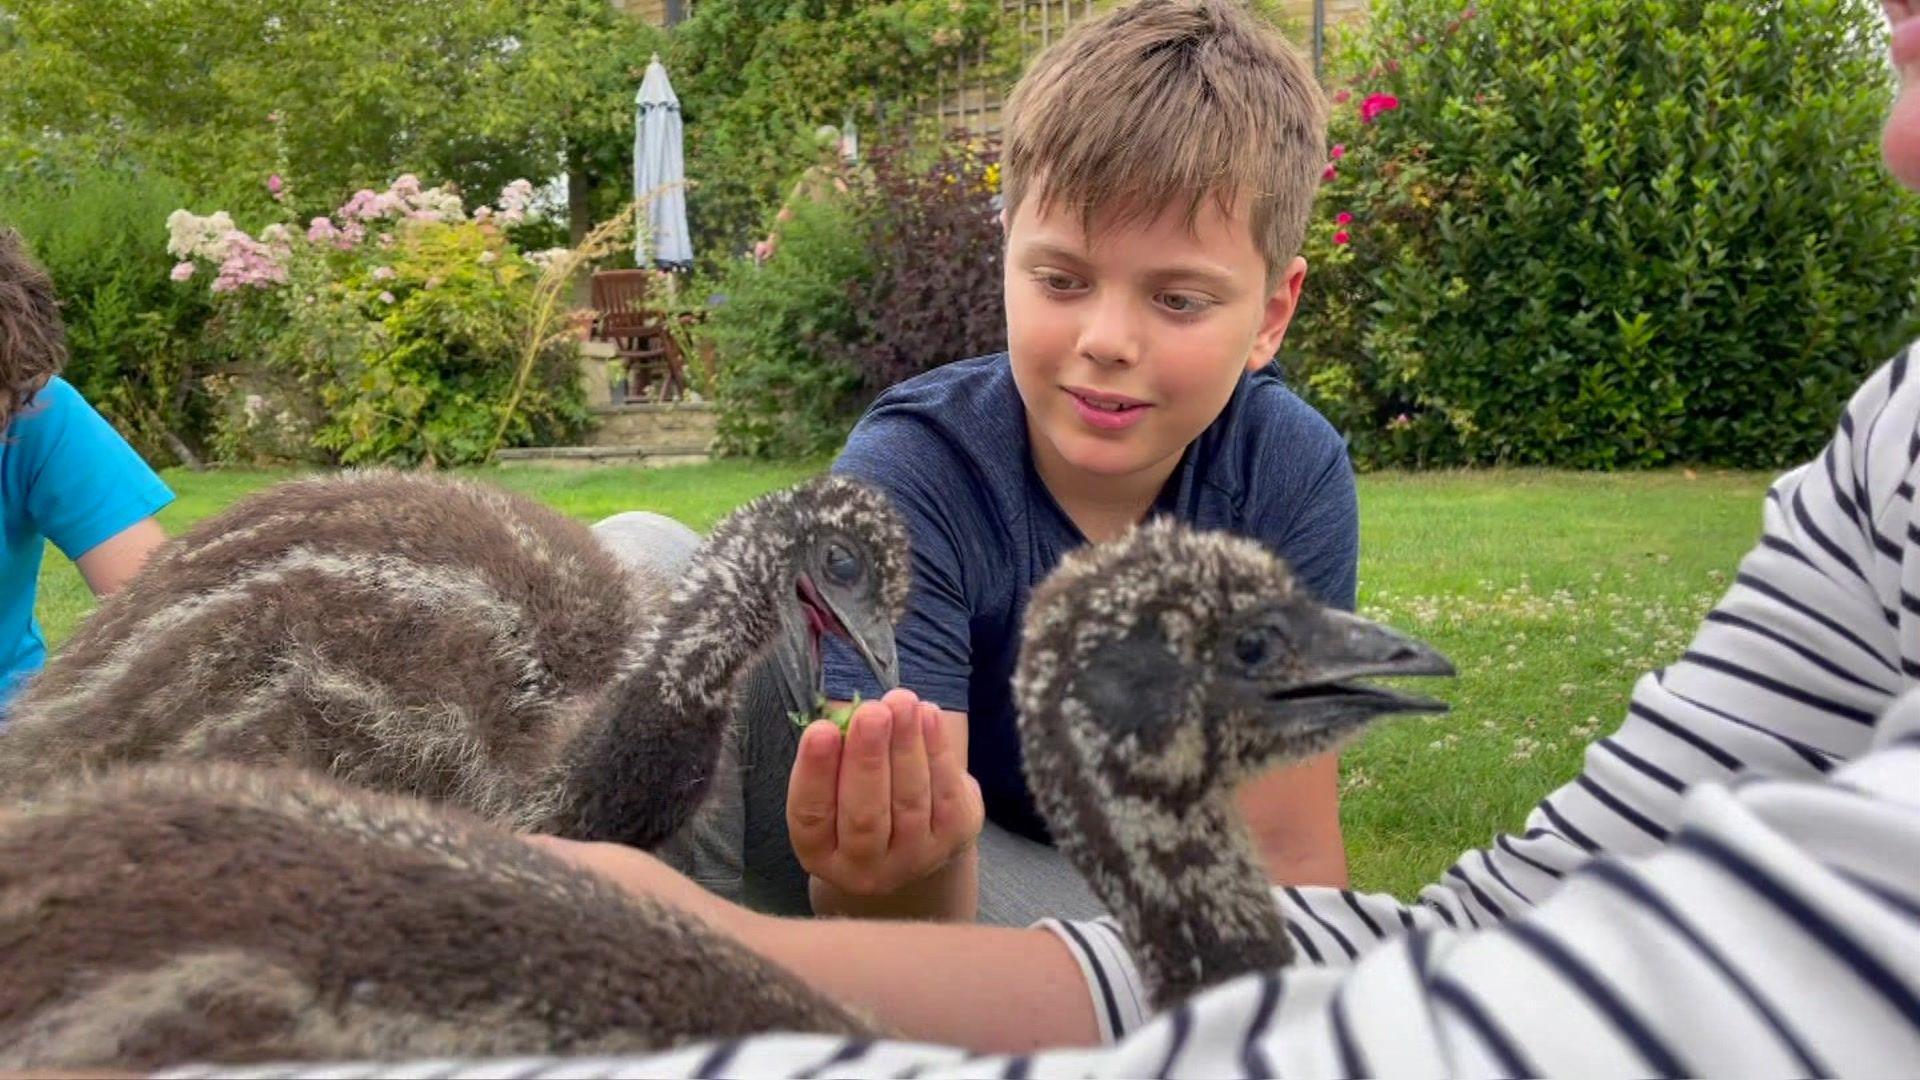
[[1035, 272, 1083, 293], [1160, 293, 1211, 315]]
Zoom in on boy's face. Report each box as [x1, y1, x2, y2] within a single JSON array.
[[1002, 188, 1307, 491]]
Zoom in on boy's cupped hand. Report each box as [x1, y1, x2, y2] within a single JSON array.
[[786, 688, 985, 901]]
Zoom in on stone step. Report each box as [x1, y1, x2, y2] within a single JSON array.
[[492, 444, 711, 469], [584, 401, 718, 451]]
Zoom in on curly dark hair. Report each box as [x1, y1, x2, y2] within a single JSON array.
[[0, 228, 65, 430]]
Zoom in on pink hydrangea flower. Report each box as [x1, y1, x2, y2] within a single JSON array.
[[1331, 144, 1346, 160], [307, 216, 339, 244], [1361, 94, 1402, 124], [1322, 164, 1338, 183], [1333, 89, 1351, 104], [377, 291, 396, 304], [169, 261, 195, 282], [1336, 212, 1354, 225], [266, 174, 284, 198], [1333, 230, 1351, 245], [371, 266, 397, 281], [209, 230, 288, 293]]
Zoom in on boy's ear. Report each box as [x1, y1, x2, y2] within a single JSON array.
[[1247, 256, 1309, 372]]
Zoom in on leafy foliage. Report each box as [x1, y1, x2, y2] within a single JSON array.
[[840, 139, 1006, 392], [0, 164, 218, 464], [175, 176, 588, 467], [0, 0, 662, 230], [706, 191, 874, 459], [1283, 0, 1920, 468], [668, 0, 1011, 270], [704, 133, 1008, 458]]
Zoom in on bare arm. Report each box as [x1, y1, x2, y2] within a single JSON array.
[[1236, 750, 1348, 887], [529, 837, 1098, 1052], [73, 517, 166, 597]]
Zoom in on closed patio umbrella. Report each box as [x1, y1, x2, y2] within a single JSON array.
[[634, 53, 692, 270]]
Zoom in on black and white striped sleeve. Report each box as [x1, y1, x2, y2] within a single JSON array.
[[1043, 346, 1920, 1036], [158, 686, 1920, 1078]]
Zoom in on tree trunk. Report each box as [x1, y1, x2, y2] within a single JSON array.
[[568, 147, 595, 248]]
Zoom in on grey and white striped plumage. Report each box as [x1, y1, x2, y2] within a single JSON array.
[[1014, 519, 1451, 1012], [0, 470, 909, 849], [0, 762, 875, 1072]]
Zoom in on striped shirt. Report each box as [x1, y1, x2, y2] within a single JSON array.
[[163, 350, 1920, 1078]]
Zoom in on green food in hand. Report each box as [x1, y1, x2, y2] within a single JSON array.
[[789, 692, 863, 731]]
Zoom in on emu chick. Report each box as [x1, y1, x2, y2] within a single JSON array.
[[0, 763, 874, 1072]]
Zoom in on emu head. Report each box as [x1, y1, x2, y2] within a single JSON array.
[[694, 475, 911, 719], [1015, 520, 1453, 816]]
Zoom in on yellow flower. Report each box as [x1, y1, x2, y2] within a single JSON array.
[[983, 162, 1001, 193]]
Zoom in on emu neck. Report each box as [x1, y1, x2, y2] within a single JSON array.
[[548, 544, 780, 848], [1053, 769, 1294, 1012]]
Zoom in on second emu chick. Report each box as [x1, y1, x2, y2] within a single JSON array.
[[0, 471, 909, 850]]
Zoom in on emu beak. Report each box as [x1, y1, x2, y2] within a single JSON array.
[[822, 588, 901, 694], [772, 600, 820, 723], [772, 579, 901, 723], [1266, 608, 1454, 730]]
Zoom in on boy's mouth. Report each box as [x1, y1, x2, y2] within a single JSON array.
[[1064, 386, 1152, 430]]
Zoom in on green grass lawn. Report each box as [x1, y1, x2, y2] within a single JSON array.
[[33, 462, 1774, 899]]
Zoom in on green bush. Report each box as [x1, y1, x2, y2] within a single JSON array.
[[707, 190, 874, 459], [173, 175, 589, 467], [670, 0, 1012, 273], [1283, 0, 1920, 469], [0, 162, 218, 464]]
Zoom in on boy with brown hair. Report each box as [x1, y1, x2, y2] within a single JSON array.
[[0, 230, 173, 719], [624, 0, 1355, 926]]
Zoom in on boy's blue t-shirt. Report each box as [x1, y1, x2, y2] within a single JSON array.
[[0, 377, 174, 713], [823, 353, 1359, 842]]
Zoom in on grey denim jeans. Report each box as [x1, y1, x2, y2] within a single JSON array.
[[590, 510, 1104, 926]]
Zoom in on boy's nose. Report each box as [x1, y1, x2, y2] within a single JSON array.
[[1077, 294, 1143, 367]]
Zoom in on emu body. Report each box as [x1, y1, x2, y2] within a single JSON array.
[[0, 471, 908, 849], [0, 764, 874, 1071]]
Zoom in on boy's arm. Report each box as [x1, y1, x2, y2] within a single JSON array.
[[17, 380, 174, 584], [74, 517, 166, 597], [529, 836, 1098, 1052], [1236, 753, 1348, 886]]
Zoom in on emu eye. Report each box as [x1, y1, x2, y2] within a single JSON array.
[[824, 542, 861, 586], [1233, 630, 1269, 667]]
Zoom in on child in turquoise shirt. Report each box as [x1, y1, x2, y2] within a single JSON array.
[[0, 230, 174, 715]]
